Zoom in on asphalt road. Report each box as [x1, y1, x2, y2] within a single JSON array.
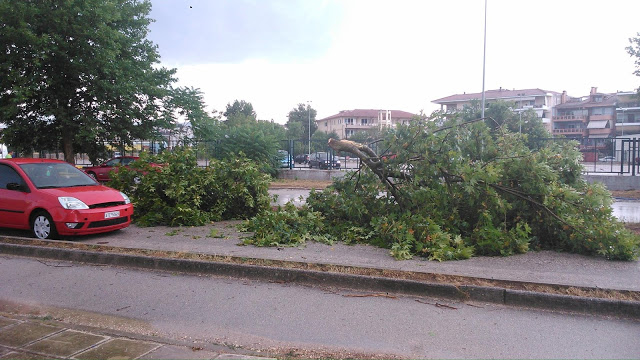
[[1, 256, 638, 359]]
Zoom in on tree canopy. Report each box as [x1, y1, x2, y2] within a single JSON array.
[[223, 99, 257, 127], [0, 0, 177, 163], [627, 32, 640, 93], [286, 103, 317, 142]]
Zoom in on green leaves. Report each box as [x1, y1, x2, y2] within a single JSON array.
[[245, 107, 639, 261], [0, 0, 177, 162], [109, 148, 271, 226], [240, 203, 334, 247]]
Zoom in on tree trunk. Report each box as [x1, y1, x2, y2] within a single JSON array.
[[327, 138, 408, 209], [62, 131, 75, 164]]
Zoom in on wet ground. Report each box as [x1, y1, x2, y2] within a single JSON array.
[[270, 189, 640, 223]]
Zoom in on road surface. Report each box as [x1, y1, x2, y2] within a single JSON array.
[[1, 256, 638, 359]]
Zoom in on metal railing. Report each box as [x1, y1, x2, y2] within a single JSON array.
[[17, 137, 640, 175]]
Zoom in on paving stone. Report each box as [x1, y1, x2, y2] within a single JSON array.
[[215, 355, 275, 360], [0, 350, 60, 359], [25, 329, 106, 358], [0, 318, 17, 329], [0, 322, 61, 347], [141, 345, 219, 359], [0, 346, 13, 357], [75, 338, 159, 360]]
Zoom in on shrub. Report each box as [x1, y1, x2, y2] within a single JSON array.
[[109, 148, 270, 226]]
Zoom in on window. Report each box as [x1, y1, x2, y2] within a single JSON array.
[[345, 118, 354, 125], [361, 118, 368, 125], [0, 164, 24, 189], [345, 129, 355, 138], [105, 158, 121, 166], [592, 107, 613, 116]]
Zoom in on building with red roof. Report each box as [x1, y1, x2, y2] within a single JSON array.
[[317, 109, 417, 139]]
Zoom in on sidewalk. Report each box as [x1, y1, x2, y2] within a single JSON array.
[[0, 314, 272, 360], [1, 222, 640, 359], [75, 222, 640, 293]]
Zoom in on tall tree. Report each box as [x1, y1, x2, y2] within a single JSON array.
[[0, 0, 176, 163], [286, 103, 317, 141], [166, 86, 218, 143], [223, 100, 256, 127], [627, 33, 640, 93]]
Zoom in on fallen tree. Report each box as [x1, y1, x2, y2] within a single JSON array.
[[244, 105, 640, 261]]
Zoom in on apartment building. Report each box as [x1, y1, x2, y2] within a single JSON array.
[[432, 88, 562, 131], [316, 109, 417, 139], [552, 87, 618, 140], [615, 91, 640, 137], [552, 87, 640, 141]]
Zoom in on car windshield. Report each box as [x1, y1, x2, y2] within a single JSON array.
[[20, 163, 98, 189]]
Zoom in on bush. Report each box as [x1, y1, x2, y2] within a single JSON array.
[[109, 148, 271, 226], [239, 202, 333, 247]]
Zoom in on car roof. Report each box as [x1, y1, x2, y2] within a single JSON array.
[[0, 158, 69, 165]]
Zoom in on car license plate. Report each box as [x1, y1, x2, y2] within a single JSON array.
[[104, 211, 120, 219]]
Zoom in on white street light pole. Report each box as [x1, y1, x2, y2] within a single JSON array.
[[481, 0, 487, 119], [307, 100, 312, 154]]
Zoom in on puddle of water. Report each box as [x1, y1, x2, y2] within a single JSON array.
[[269, 190, 640, 223], [612, 201, 640, 223]]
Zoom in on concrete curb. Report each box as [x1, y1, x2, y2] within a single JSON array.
[[2, 242, 639, 320]]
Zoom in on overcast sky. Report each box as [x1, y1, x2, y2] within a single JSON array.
[[147, 0, 640, 123]]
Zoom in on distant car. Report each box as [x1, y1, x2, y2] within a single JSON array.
[[82, 156, 140, 182], [294, 154, 309, 164], [599, 156, 616, 162], [278, 150, 290, 168], [0, 158, 133, 239], [308, 152, 341, 169]]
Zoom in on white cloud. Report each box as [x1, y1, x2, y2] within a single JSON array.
[[166, 0, 640, 124]]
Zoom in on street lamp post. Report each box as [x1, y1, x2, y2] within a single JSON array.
[[307, 100, 312, 155], [481, 0, 487, 119]]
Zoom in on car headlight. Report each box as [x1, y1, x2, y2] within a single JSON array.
[[120, 192, 131, 204], [58, 197, 89, 210]]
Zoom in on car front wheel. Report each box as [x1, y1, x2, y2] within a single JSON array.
[[31, 211, 58, 240]]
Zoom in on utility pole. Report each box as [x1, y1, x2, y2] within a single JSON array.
[[307, 100, 312, 154], [481, 0, 487, 119]]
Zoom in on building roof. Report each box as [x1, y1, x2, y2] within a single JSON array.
[[432, 88, 561, 104], [318, 109, 417, 122], [555, 93, 617, 109]]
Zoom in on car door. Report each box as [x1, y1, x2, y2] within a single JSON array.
[[96, 158, 121, 181], [0, 163, 31, 228]]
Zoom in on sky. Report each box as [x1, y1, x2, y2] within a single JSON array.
[[147, 0, 640, 124]]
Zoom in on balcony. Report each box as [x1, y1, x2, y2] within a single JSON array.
[[589, 114, 614, 121], [552, 128, 587, 136], [346, 123, 381, 129], [615, 122, 640, 136], [588, 128, 613, 136], [552, 115, 587, 122]]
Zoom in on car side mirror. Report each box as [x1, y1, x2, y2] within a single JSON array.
[[7, 182, 29, 193]]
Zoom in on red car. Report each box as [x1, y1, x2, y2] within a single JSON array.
[[83, 156, 139, 182], [0, 158, 133, 239]]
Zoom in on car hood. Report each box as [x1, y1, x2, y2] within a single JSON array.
[[40, 186, 126, 205]]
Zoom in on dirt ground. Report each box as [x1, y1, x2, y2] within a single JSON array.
[[610, 189, 640, 199], [269, 179, 332, 189]]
